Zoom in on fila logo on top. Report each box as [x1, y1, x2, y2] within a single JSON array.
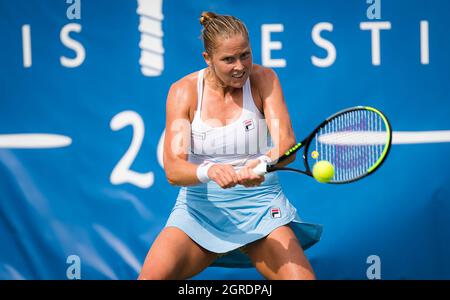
[[243, 119, 255, 131], [270, 207, 281, 219]]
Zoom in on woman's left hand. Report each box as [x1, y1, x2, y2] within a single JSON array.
[[237, 159, 265, 187]]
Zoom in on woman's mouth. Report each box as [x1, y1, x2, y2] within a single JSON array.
[[232, 72, 245, 79]]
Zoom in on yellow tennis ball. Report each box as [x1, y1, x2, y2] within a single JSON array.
[[311, 151, 319, 159], [312, 160, 335, 183]]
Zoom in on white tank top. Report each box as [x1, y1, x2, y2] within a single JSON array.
[[189, 69, 273, 169]]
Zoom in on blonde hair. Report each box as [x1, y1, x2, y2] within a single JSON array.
[[199, 11, 249, 55]]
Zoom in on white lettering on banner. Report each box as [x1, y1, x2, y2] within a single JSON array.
[[311, 22, 336, 68], [261, 24, 286, 68], [360, 21, 392, 66], [60, 23, 86, 68], [110, 110, 154, 189], [420, 20, 429, 65], [22, 25, 32, 68], [18, 19, 431, 70]]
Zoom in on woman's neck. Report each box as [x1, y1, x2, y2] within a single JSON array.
[[204, 67, 237, 97]]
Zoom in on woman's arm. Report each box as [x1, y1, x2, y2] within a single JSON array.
[[163, 80, 200, 186], [258, 67, 297, 167], [163, 79, 239, 188], [236, 67, 295, 187]]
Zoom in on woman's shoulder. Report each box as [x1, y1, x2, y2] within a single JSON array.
[[249, 64, 280, 102], [171, 70, 200, 92], [166, 70, 202, 118], [167, 70, 203, 104], [250, 64, 279, 85]]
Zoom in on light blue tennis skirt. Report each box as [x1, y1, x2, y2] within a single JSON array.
[[165, 172, 323, 268]]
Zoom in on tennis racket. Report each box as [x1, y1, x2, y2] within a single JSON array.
[[252, 106, 392, 184]]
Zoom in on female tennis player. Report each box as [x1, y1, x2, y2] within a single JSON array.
[[138, 12, 322, 280]]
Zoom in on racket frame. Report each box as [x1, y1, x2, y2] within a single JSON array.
[[265, 106, 392, 184]]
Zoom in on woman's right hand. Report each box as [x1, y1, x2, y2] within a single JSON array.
[[207, 164, 239, 189]]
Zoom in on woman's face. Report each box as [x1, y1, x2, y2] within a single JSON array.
[[204, 34, 253, 89]]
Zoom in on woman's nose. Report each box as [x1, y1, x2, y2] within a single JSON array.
[[234, 60, 245, 71]]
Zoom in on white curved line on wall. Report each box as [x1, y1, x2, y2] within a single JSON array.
[[0, 134, 72, 148], [318, 131, 450, 145], [392, 131, 450, 144], [1, 131, 449, 150]]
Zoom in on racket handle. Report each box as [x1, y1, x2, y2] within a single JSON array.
[[253, 161, 268, 176]]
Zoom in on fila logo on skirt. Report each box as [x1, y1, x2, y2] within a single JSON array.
[[243, 119, 254, 131], [270, 207, 281, 219]]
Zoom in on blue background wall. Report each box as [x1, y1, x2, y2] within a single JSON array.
[[1, 0, 449, 279]]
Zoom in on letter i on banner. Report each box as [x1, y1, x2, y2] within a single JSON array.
[[420, 20, 429, 64], [22, 25, 32, 68]]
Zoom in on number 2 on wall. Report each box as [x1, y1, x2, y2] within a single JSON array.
[[110, 110, 154, 188]]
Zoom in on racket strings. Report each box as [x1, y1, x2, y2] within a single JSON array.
[[312, 110, 389, 182]]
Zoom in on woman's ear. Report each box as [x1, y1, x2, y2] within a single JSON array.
[[202, 51, 211, 66]]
